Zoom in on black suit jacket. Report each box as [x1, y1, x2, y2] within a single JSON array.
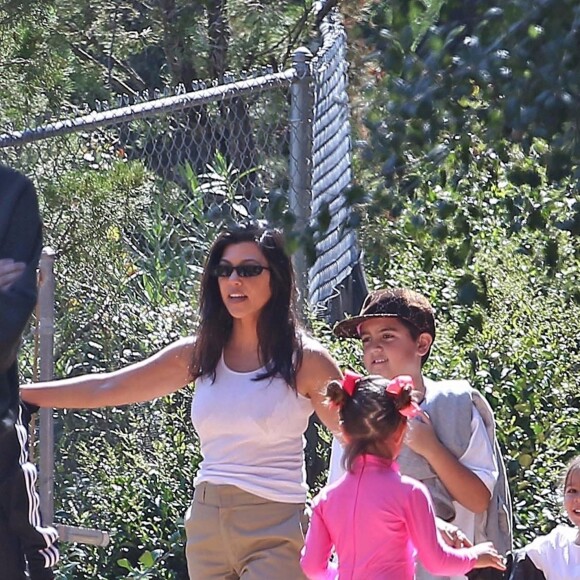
[[0, 165, 43, 423], [504, 550, 546, 580]]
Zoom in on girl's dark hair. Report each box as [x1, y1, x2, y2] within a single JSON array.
[[327, 375, 412, 472], [190, 221, 303, 390], [564, 455, 580, 489]]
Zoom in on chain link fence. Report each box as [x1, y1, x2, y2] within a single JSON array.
[[0, 5, 363, 556], [1, 9, 362, 318], [1, 69, 294, 291], [309, 9, 361, 307]]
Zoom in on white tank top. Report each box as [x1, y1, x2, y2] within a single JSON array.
[[191, 354, 314, 503]]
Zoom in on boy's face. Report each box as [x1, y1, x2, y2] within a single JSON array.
[[359, 317, 427, 379]]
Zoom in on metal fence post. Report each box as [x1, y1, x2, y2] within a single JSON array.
[[38, 247, 56, 525], [36, 247, 111, 547], [289, 47, 314, 313]]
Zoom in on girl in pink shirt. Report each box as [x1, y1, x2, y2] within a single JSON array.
[[300, 372, 506, 579]]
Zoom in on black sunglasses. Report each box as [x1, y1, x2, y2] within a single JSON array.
[[212, 264, 271, 278]]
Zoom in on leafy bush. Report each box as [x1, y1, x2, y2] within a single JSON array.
[[344, 142, 579, 546], [55, 392, 196, 579]]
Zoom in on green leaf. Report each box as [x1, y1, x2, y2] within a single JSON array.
[[117, 559, 134, 571], [139, 551, 154, 568]]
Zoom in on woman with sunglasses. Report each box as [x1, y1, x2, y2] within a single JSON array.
[[21, 221, 342, 579]]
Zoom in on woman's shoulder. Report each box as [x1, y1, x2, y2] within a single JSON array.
[[166, 335, 196, 352], [294, 333, 341, 397], [156, 335, 196, 365], [298, 333, 338, 370], [176, 335, 196, 348], [299, 331, 330, 357]]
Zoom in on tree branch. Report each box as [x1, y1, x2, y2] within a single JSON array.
[[207, 0, 229, 81], [67, 42, 141, 96]]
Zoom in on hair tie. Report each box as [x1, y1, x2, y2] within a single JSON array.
[[385, 375, 421, 419], [342, 370, 363, 397]]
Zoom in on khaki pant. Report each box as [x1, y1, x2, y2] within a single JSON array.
[[185, 482, 308, 580]]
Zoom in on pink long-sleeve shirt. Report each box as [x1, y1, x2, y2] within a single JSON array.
[[300, 454, 478, 579]]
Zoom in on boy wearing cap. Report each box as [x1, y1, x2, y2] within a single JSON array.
[[328, 288, 512, 580]]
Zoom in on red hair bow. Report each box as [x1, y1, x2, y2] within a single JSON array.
[[342, 370, 363, 396], [385, 375, 421, 419]]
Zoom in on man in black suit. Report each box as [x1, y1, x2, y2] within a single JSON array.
[[0, 165, 58, 579]]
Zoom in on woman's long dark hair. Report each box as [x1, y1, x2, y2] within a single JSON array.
[[190, 221, 303, 390]]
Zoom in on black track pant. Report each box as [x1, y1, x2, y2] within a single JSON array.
[[0, 405, 58, 580]]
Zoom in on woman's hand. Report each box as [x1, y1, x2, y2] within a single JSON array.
[[0, 259, 26, 292]]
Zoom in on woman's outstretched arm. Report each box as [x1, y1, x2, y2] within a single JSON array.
[[21, 336, 195, 408]]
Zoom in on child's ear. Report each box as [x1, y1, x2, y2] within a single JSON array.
[[416, 332, 433, 357]]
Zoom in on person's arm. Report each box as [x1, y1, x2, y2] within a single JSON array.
[[405, 412, 492, 514], [20, 336, 195, 408], [327, 436, 346, 484], [436, 518, 472, 548], [405, 483, 504, 575], [300, 505, 337, 580], [0, 259, 25, 292], [296, 337, 342, 436]]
